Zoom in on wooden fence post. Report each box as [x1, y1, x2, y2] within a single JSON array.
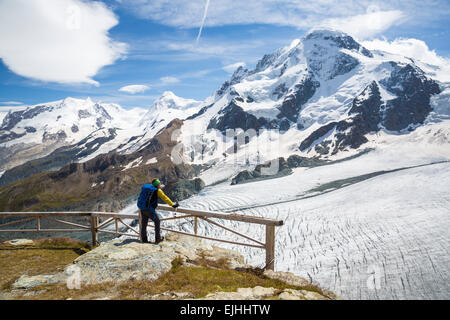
[[90, 215, 98, 246], [194, 216, 198, 235], [138, 211, 143, 242], [265, 225, 275, 271]]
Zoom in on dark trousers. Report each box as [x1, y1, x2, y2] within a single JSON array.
[[140, 209, 161, 243]]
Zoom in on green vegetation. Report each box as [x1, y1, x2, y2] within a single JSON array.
[[0, 238, 91, 291], [0, 170, 94, 211]]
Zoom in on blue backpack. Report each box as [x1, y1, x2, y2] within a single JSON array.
[[137, 184, 158, 210]]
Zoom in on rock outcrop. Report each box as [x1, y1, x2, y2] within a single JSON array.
[[170, 178, 206, 201], [11, 233, 248, 289], [67, 233, 247, 285], [201, 286, 330, 300], [230, 155, 326, 185], [8, 234, 338, 300]]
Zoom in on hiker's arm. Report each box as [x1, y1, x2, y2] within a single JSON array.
[[157, 189, 174, 207]]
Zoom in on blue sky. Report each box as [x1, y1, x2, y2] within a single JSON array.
[[0, 0, 449, 111]]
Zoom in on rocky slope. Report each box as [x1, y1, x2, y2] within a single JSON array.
[[0, 119, 202, 213]]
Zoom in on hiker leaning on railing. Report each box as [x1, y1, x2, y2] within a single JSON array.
[[137, 178, 179, 244]]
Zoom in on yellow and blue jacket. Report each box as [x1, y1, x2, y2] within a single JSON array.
[[156, 188, 174, 207]]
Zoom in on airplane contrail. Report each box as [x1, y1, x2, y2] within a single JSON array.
[[196, 0, 210, 44]]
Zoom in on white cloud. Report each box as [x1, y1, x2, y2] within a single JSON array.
[[196, 0, 210, 43], [0, 0, 127, 85], [0, 105, 27, 111], [160, 76, 180, 85], [129, 37, 279, 67], [362, 38, 450, 82], [0, 101, 24, 105], [222, 62, 246, 73], [319, 9, 406, 39], [117, 0, 444, 39], [363, 38, 447, 66], [163, 40, 269, 58], [119, 84, 150, 94], [117, 0, 450, 41]]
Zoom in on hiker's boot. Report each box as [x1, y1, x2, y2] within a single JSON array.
[[155, 236, 165, 244]]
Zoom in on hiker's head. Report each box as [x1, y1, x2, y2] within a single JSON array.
[[151, 178, 161, 188]]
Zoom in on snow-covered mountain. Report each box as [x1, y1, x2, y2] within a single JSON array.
[[139, 91, 202, 129], [0, 92, 203, 185], [119, 91, 202, 154], [165, 29, 449, 184], [0, 97, 145, 172]]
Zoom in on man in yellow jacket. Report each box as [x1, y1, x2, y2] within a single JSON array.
[[137, 178, 179, 244]]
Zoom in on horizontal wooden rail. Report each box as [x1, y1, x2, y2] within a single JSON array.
[[157, 205, 284, 226], [91, 212, 139, 219], [0, 212, 95, 217], [0, 228, 88, 233], [0, 206, 283, 270]]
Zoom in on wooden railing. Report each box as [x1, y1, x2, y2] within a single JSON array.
[[0, 205, 283, 270]]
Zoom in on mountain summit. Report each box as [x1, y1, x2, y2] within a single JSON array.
[[171, 29, 445, 173]]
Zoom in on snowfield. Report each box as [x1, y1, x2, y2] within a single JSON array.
[[121, 161, 450, 300], [179, 161, 450, 300]]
